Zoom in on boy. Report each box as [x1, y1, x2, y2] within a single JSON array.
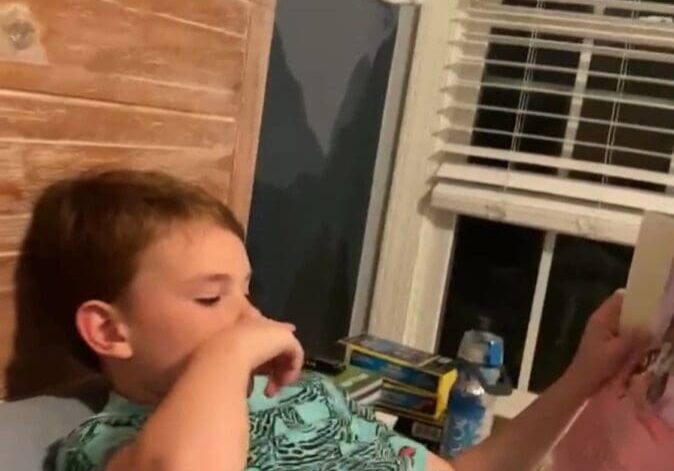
[[19, 170, 645, 471]]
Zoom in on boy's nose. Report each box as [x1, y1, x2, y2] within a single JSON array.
[[247, 306, 264, 320], [241, 300, 263, 320]]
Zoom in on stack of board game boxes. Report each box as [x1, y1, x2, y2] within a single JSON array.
[[338, 334, 458, 447]]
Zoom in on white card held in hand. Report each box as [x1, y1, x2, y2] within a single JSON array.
[[621, 212, 674, 340], [621, 213, 674, 423]]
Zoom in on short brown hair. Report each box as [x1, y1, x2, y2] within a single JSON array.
[[17, 170, 245, 369]]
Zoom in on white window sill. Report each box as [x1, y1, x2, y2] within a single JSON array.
[[494, 389, 538, 420]]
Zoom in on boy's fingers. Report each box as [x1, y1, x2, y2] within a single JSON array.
[[266, 370, 299, 398], [264, 359, 285, 397], [265, 380, 280, 397], [262, 343, 304, 397], [280, 344, 304, 385], [277, 364, 301, 389], [283, 323, 297, 332]]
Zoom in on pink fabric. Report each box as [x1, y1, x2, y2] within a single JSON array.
[[552, 381, 674, 471]]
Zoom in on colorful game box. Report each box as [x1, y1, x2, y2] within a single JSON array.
[[341, 334, 457, 419]]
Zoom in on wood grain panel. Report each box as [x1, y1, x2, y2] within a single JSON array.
[[250, 0, 277, 8], [0, 215, 28, 254], [0, 91, 236, 149], [0, 144, 234, 216], [0, 62, 239, 116], [117, 0, 250, 36], [0, 1, 247, 117], [5, 1, 247, 89], [0, 293, 16, 397], [228, 1, 275, 223], [0, 255, 15, 293]]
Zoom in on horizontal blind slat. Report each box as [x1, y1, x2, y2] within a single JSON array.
[[467, 3, 674, 35], [455, 57, 674, 90], [436, 161, 674, 214], [431, 182, 641, 245], [454, 35, 674, 65], [441, 102, 674, 138], [440, 125, 674, 160], [456, 6, 674, 49], [438, 143, 674, 187], [446, 77, 674, 112], [476, 0, 674, 16]]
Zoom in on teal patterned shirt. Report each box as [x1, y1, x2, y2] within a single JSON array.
[[52, 373, 429, 471]]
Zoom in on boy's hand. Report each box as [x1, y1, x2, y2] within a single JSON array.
[[119, 315, 303, 471], [244, 316, 305, 396], [197, 315, 304, 397], [565, 290, 650, 397]]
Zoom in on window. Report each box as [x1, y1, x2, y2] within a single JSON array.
[[530, 235, 632, 391], [368, 0, 674, 418]]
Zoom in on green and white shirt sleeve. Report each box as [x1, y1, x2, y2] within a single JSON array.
[[52, 394, 150, 471]]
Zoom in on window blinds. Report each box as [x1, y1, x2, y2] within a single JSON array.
[[432, 0, 674, 245]]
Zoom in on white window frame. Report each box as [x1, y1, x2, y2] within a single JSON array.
[[368, 1, 537, 417], [365, 0, 540, 418], [364, 0, 671, 418], [368, 0, 462, 353], [350, 4, 420, 336]]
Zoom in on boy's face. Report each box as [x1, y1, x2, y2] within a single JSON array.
[[120, 220, 255, 395]]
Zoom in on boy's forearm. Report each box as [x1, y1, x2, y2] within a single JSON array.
[[451, 372, 589, 471], [126, 354, 251, 471]]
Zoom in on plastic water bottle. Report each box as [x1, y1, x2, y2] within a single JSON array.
[[440, 317, 510, 458]]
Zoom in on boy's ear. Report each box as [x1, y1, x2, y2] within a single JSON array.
[[76, 301, 133, 360]]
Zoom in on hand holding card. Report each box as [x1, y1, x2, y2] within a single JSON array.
[[550, 213, 674, 471], [621, 212, 674, 424]]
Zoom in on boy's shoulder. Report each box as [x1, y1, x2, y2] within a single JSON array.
[[50, 394, 151, 471]]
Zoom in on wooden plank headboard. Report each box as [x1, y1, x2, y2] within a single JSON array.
[[0, 0, 276, 400]]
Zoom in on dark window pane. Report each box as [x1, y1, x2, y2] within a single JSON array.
[[438, 217, 544, 383], [529, 236, 633, 392]]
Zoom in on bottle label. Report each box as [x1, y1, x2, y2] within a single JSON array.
[[442, 390, 487, 457]]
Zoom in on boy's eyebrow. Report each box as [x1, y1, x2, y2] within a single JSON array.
[[188, 272, 252, 284], [189, 273, 234, 284]]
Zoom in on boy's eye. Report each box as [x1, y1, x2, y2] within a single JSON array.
[[195, 296, 221, 307]]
